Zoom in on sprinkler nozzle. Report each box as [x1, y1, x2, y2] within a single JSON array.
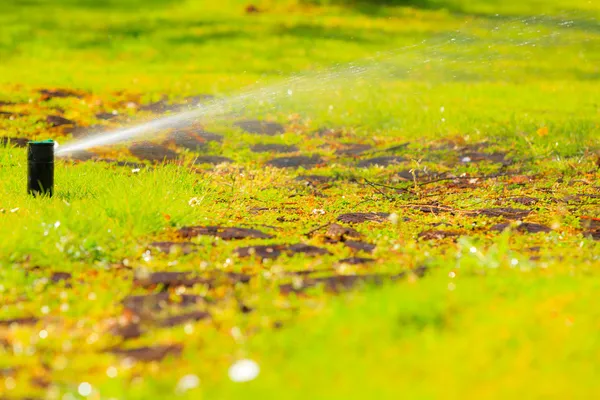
[[28, 140, 54, 197]]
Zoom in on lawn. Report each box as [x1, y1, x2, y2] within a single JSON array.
[[0, 0, 599, 398]]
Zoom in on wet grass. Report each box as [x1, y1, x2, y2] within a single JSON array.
[[0, 0, 599, 398]]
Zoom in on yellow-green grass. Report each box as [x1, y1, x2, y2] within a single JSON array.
[[0, 0, 599, 398]]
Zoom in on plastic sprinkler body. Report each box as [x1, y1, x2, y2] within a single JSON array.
[[27, 140, 54, 197]]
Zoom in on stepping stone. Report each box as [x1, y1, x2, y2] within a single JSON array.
[[234, 120, 284, 135], [108, 345, 183, 362], [193, 155, 233, 165], [489, 222, 551, 234], [358, 156, 405, 167], [251, 143, 298, 153], [129, 142, 179, 162], [266, 155, 323, 169], [337, 212, 389, 224], [46, 115, 75, 127], [178, 226, 272, 240]]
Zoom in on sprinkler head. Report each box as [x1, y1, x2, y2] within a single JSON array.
[[27, 140, 54, 197]]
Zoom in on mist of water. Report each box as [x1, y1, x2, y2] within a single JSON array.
[[55, 15, 596, 157]]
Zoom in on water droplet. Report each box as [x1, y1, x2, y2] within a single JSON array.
[[78, 382, 92, 397], [511, 258, 519, 266], [469, 247, 477, 254], [176, 374, 200, 393], [39, 329, 48, 339], [228, 359, 260, 382], [41, 305, 50, 314], [106, 366, 118, 378]]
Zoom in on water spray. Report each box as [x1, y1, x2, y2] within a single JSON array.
[[27, 140, 54, 197]]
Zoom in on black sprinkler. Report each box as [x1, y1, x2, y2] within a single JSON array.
[[27, 140, 54, 197]]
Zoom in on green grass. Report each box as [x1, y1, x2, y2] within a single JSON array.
[[0, 0, 599, 398]]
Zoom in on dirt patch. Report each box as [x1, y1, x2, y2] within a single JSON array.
[[194, 156, 233, 165], [129, 142, 179, 162], [39, 88, 85, 100], [410, 203, 449, 214], [95, 112, 118, 120], [0, 137, 28, 148], [167, 130, 223, 151], [111, 323, 143, 340], [418, 230, 461, 240], [280, 267, 427, 294], [234, 120, 285, 135], [287, 243, 331, 256], [178, 226, 273, 240], [337, 212, 389, 224], [46, 115, 75, 127], [266, 155, 323, 169], [395, 169, 442, 183], [358, 156, 405, 168], [0, 317, 38, 326], [295, 175, 334, 187], [335, 143, 372, 156], [123, 293, 204, 313], [159, 311, 210, 328], [344, 240, 376, 253], [235, 243, 330, 259], [108, 345, 183, 362], [251, 143, 298, 153], [70, 125, 105, 138], [149, 242, 199, 255], [325, 223, 362, 241], [62, 150, 98, 162], [133, 272, 208, 289], [476, 208, 532, 219], [490, 222, 551, 233], [234, 245, 284, 259], [50, 272, 72, 283], [580, 217, 600, 240], [459, 151, 508, 165], [337, 257, 375, 265], [506, 196, 539, 206]]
